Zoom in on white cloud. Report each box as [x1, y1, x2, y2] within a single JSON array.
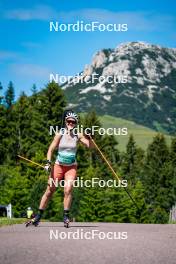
[[4, 5, 57, 21], [77, 9, 175, 31], [10, 63, 51, 78], [2, 6, 175, 32], [21, 42, 42, 48], [0, 50, 18, 60]]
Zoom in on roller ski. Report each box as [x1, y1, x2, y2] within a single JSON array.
[[64, 215, 70, 228], [25, 214, 41, 227]]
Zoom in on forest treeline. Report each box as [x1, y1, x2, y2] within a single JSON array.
[[0, 81, 176, 223]]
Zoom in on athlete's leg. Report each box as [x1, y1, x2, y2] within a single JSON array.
[[39, 184, 56, 209], [30, 183, 56, 226], [39, 164, 64, 209], [26, 164, 64, 226], [64, 165, 77, 210]]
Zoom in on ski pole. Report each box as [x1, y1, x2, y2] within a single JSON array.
[[17, 155, 45, 169], [91, 138, 121, 181], [90, 138, 140, 211]]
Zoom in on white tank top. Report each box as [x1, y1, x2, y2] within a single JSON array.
[[55, 129, 79, 165]]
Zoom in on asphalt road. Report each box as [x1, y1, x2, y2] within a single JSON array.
[[0, 222, 175, 264]]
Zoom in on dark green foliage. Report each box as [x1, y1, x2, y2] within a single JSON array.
[[140, 134, 175, 223], [31, 84, 37, 95], [0, 82, 3, 104], [120, 134, 145, 186], [5, 81, 15, 109]]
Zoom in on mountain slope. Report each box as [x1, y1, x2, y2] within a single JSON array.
[[63, 42, 176, 133], [99, 115, 172, 151]]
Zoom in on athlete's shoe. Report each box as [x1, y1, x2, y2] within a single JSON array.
[[64, 215, 70, 228], [25, 214, 41, 227], [32, 214, 41, 226]]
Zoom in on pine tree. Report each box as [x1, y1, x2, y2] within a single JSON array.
[[14, 92, 33, 157], [76, 166, 110, 222], [0, 82, 3, 104], [5, 81, 15, 109], [77, 110, 102, 169], [2, 83, 16, 164], [76, 111, 122, 222], [161, 137, 176, 212], [121, 134, 144, 186], [31, 84, 37, 95], [80, 110, 120, 177], [0, 83, 6, 163], [142, 134, 169, 223], [0, 106, 6, 163], [171, 137, 176, 203], [170, 137, 176, 164], [39, 81, 66, 128], [0, 166, 30, 217]]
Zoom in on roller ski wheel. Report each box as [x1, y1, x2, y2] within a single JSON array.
[[25, 220, 32, 227], [64, 216, 70, 228], [25, 216, 40, 227]]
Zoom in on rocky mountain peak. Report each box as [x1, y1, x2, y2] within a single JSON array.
[[63, 42, 176, 133]]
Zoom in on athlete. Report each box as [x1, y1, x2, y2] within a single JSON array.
[[28, 110, 93, 227]]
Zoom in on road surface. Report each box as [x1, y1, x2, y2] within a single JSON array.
[[0, 222, 175, 264]]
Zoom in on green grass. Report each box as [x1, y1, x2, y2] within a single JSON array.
[[99, 115, 172, 151], [0, 217, 50, 227], [0, 217, 25, 227], [168, 220, 176, 224]]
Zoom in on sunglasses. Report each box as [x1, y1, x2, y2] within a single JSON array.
[[66, 120, 76, 125]]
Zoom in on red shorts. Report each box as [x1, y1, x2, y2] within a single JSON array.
[[50, 163, 77, 181]]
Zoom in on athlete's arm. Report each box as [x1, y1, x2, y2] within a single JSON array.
[[47, 133, 62, 161], [78, 133, 94, 148]]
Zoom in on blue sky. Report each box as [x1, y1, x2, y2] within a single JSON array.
[[0, 0, 176, 98]]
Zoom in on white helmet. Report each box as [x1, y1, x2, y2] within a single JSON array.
[[27, 207, 31, 210], [65, 111, 78, 123]]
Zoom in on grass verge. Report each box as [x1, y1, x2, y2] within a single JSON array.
[[0, 217, 25, 227]]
